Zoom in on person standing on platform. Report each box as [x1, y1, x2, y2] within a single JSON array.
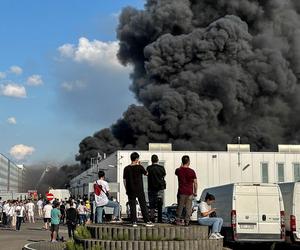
[[175, 155, 197, 226], [123, 152, 154, 227], [147, 154, 166, 223]]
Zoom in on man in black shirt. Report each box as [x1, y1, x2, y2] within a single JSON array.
[[66, 201, 77, 239], [147, 154, 166, 223], [123, 152, 154, 227]]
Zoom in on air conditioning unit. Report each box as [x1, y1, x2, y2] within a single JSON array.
[[148, 143, 172, 151], [278, 145, 300, 153], [227, 144, 250, 152]]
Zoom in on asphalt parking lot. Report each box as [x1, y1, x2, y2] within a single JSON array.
[[0, 219, 68, 250]]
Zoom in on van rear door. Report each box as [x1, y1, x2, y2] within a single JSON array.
[[235, 185, 259, 234], [257, 186, 281, 237], [294, 183, 300, 232]]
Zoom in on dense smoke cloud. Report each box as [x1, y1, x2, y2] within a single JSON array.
[[77, 0, 300, 166], [25, 164, 82, 194]]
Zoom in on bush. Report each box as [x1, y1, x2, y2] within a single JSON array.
[[74, 225, 92, 239], [65, 240, 84, 250]]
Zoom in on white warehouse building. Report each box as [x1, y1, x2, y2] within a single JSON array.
[[70, 143, 300, 213]]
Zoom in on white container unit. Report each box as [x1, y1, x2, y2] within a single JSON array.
[[200, 183, 285, 242], [279, 182, 300, 242], [48, 189, 71, 201]]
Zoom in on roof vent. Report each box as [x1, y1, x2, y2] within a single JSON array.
[[278, 145, 300, 153], [148, 143, 172, 151], [227, 144, 250, 152]]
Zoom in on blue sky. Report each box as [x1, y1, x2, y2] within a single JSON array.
[[0, 0, 144, 164]]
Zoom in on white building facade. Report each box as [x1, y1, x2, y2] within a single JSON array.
[[0, 153, 26, 193], [70, 144, 300, 214]]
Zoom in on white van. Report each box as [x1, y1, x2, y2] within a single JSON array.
[[48, 189, 71, 201], [200, 183, 285, 242], [279, 182, 300, 242]]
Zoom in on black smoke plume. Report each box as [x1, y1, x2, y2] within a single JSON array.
[[24, 163, 82, 194], [77, 0, 300, 166]]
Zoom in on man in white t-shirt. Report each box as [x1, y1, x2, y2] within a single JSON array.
[[37, 199, 43, 217], [94, 171, 120, 223], [43, 200, 53, 230], [15, 202, 25, 231], [26, 200, 35, 223]]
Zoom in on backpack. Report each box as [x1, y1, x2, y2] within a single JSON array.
[[94, 181, 107, 196]]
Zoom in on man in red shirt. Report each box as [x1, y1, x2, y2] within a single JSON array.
[[175, 155, 197, 226]]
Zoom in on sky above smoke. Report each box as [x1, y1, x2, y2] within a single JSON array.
[[77, 0, 300, 166]]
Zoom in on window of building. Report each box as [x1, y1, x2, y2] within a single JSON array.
[[277, 163, 284, 183], [261, 163, 269, 183], [294, 163, 300, 182], [159, 161, 165, 167]]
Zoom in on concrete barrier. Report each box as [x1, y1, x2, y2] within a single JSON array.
[[75, 223, 224, 250], [78, 238, 223, 250], [87, 224, 209, 241]]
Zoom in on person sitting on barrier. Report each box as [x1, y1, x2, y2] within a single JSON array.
[[197, 193, 224, 240], [94, 170, 121, 223]]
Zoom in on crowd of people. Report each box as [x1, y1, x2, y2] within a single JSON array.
[[94, 152, 224, 239], [0, 151, 224, 241], [0, 196, 94, 242], [0, 199, 35, 231]]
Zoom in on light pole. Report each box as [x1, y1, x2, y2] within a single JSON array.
[[238, 136, 241, 168]]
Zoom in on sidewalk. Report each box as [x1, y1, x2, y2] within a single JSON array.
[[0, 219, 68, 250]]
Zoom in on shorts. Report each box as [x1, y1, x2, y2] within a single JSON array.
[[51, 224, 59, 233], [148, 190, 164, 209], [28, 211, 34, 216], [44, 218, 51, 223]]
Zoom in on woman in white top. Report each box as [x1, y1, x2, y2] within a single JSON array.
[[77, 201, 87, 225], [198, 193, 224, 240]]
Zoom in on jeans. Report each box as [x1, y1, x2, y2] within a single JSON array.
[[96, 200, 120, 223], [16, 217, 22, 230], [176, 194, 193, 223], [79, 214, 86, 224], [198, 217, 223, 233], [148, 190, 164, 223]]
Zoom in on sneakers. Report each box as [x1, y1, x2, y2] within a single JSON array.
[[111, 218, 122, 223], [209, 233, 220, 240], [132, 222, 138, 227], [175, 219, 185, 226], [145, 222, 154, 227], [216, 233, 224, 239]]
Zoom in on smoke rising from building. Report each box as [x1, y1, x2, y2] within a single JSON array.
[[77, 0, 300, 166]]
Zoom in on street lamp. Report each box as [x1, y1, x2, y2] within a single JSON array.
[[238, 136, 241, 168]]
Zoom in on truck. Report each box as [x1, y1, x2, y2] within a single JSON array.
[[200, 183, 285, 242], [279, 182, 300, 243]]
